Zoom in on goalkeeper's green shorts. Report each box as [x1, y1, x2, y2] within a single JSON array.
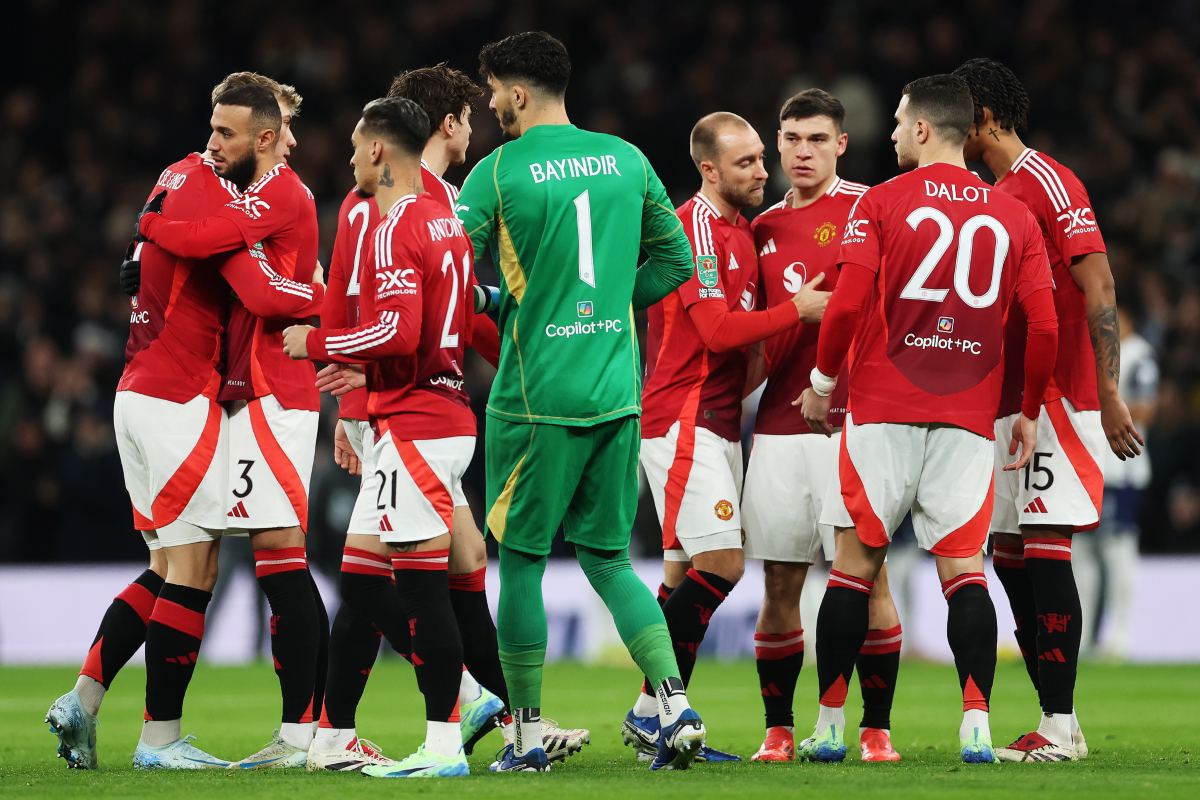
[[485, 414, 640, 556]]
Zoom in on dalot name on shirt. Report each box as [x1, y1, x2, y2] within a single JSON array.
[[924, 180, 991, 203]]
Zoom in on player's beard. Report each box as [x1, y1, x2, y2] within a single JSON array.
[[895, 134, 919, 172], [716, 173, 766, 209], [498, 106, 518, 139], [219, 147, 258, 190]]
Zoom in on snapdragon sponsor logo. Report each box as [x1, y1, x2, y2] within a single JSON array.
[[545, 318, 624, 338]]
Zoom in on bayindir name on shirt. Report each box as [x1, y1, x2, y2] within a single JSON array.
[[529, 156, 622, 183]]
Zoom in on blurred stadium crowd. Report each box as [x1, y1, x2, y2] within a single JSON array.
[[2, 0, 1200, 565]]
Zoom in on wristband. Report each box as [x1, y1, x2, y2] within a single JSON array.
[[473, 284, 501, 314], [809, 367, 837, 397]]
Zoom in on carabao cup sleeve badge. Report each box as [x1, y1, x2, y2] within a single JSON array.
[[696, 255, 718, 288]]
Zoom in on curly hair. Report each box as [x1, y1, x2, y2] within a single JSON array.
[[211, 72, 303, 116], [952, 57, 1029, 132], [387, 64, 484, 139], [478, 31, 571, 96]]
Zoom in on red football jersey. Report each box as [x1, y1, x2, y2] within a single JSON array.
[[422, 160, 460, 211], [324, 188, 381, 421], [121, 154, 323, 403], [751, 178, 866, 435], [307, 193, 477, 439], [212, 163, 320, 410], [642, 192, 759, 442], [995, 149, 1107, 413], [833, 163, 1054, 439]]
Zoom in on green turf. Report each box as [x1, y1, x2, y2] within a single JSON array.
[[1, 659, 1196, 798]]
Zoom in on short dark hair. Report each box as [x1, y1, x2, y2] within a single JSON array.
[[360, 98, 430, 156], [213, 84, 282, 136], [211, 72, 302, 116], [901, 74, 973, 144], [952, 57, 1030, 133], [478, 31, 571, 96], [388, 64, 485, 139], [780, 88, 845, 132]]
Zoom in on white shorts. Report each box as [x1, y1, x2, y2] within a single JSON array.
[[349, 428, 473, 543], [991, 398, 1106, 534], [343, 418, 382, 537], [114, 390, 229, 548], [743, 432, 839, 563], [641, 421, 743, 562], [224, 395, 318, 534], [821, 413, 993, 557]]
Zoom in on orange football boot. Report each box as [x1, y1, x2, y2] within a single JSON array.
[[751, 726, 795, 761], [859, 728, 901, 761]]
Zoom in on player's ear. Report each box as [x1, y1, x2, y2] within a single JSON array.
[[371, 139, 384, 164], [836, 132, 848, 157], [441, 113, 456, 138]]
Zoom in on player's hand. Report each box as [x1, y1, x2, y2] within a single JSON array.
[[795, 387, 834, 437], [791, 273, 831, 323], [1100, 394, 1144, 461], [282, 325, 313, 359], [316, 363, 366, 396], [119, 242, 141, 296], [1006, 413, 1038, 471], [134, 190, 167, 242], [312, 260, 326, 286], [333, 419, 361, 476]]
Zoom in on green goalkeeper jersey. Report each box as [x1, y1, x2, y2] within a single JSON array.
[[457, 123, 693, 427]]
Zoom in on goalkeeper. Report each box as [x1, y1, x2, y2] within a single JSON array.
[[457, 31, 705, 773]]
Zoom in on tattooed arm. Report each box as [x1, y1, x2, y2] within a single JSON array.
[[1069, 252, 1143, 460]]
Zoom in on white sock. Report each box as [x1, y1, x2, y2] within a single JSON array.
[[1037, 712, 1072, 747], [513, 709, 541, 758], [1071, 708, 1082, 735], [632, 690, 659, 718], [311, 720, 319, 737], [425, 720, 463, 759], [959, 709, 990, 742], [313, 726, 356, 751], [459, 668, 482, 705], [279, 721, 313, 749], [815, 704, 845, 736], [655, 678, 690, 728], [73, 676, 105, 716], [140, 719, 181, 747]]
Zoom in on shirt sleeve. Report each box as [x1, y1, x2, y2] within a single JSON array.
[[1040, 163, 1107, 264], [835, 189, 882, 274], [307, 230, 422, 364], [456, 152, 500, 262], [470, 312, 501, 368], [816, 262, 875, 377], [215, 249, 324, 319], [1014, 212, 1056, 303], [140, 176, 298, 258], [687, 297, 799, 352], [634, 149, 693, 309]]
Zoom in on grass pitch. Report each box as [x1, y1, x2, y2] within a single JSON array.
[[0, 659, 1195, 798]]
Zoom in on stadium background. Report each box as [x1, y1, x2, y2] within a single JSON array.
[[0, 0, 1198, 664]]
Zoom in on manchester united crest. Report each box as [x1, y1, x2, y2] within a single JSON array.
[[714, 499, 734, 521], [814, 221, 838, 247]]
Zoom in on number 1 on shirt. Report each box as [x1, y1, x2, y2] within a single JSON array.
[[575, 190, 595, 287]]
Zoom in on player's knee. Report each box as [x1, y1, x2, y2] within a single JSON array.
[[762, 561, 806, 603]]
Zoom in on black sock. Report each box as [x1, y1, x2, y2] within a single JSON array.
[[321, 602, 381, 729], [1024, 538, 1082, 714], [449, 567, 509, 708], [254, 547, 319, 724], [80, 568, 163, 688], [661, 569, 734, 687], [339, 562, 411, 661], [393, 551, 463, 722], [857, 624, 902, 730], [943, 574, 996, 713], [144, 583, 211, 721], [993, 544, 1042, 704], [642, 583, 675, 697], [816, 572, 872, 708], [754, 628, 804, 728], [310, 570, 330, 724]]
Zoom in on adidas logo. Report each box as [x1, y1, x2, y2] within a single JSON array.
[[1023, 497, 1048, 514], [378, 515, 393, 532], [166, 652, 198, 665], [228, 501, 249, 518], [759, 238, 776, 257]]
